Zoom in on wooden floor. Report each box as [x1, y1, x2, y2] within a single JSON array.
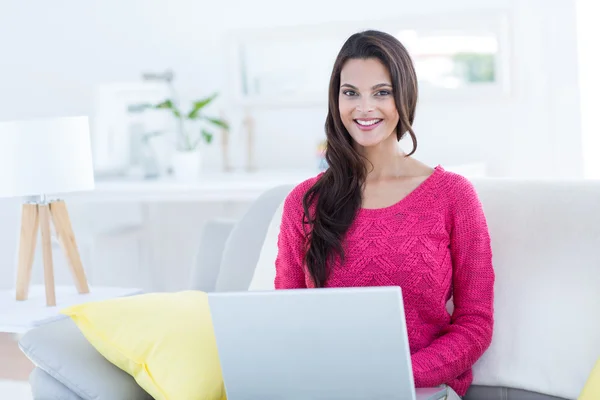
[[0, 334, 34, 381]]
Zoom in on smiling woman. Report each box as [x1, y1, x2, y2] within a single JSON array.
[[274, 30, 494, 399]]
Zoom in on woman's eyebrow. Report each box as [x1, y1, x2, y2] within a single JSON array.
[[340, 83, 392, 89], [372, 83, 392, 89]]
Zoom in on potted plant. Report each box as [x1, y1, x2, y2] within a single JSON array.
[[154, 93, 228, 181]]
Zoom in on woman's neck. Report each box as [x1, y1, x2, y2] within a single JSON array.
[[358, 142, 408, 182]]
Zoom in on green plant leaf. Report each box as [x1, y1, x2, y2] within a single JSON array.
[[202, 116, 229, 129], [201, 129, 214, 144], [187, 93, 218, 119], [155, 99, 181, 118], [155, 99, 173, 109]]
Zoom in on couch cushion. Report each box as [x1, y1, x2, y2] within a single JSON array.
[[61, 291, 226, 400], [469, 179, 600, 399], [248, 194, 287, 290], [19, 317, 152, 400], [216, 184, 293, 292]]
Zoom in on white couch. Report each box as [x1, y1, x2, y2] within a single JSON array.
[[247, 178, 600, 400], [20, 177, 600, 399]]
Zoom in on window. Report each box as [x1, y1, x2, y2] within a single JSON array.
[[397, 30, 498, 89]]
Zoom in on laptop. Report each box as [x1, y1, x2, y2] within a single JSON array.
[[208, 286, 448, 400]]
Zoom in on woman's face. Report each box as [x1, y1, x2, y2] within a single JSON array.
[[338, 58, 399, 150]]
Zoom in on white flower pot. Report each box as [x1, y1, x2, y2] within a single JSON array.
[[171, 150, 202, 182]]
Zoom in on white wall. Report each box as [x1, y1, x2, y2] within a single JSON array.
[[0, 0, 583, 178]]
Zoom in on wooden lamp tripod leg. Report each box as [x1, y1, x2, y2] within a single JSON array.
[[38, 204, 56, 307], [15, 204, 39, 301], [49, 200, 89, 295]]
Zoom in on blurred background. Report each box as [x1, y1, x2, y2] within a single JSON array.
[[0, 0, 598, 293]]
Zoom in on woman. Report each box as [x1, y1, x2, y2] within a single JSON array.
[[274, 30, 494, 398]]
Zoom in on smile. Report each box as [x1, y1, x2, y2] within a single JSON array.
[[354, 118, 383, 131]]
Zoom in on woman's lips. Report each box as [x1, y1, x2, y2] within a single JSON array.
[[354, 118, 383, 131]]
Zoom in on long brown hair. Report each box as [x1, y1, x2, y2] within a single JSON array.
[[302, 30, 419, 287]]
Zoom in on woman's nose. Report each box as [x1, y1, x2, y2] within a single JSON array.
[[356, 97, 374, 113]]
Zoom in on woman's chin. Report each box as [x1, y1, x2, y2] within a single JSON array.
[[351, 133, 388, 148]]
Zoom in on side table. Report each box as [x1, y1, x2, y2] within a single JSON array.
[[0, 285, 143, 334]]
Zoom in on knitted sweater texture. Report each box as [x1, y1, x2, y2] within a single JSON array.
[[274, 166, 495, 396]]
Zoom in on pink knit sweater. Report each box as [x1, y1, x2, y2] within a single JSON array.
[[274, 166, 494, 396]]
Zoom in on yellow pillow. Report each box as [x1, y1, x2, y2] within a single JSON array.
[[580, 358, 600, 400], [61, 291, 226, 400]]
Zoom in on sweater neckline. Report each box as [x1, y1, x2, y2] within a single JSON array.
[[357, 164, 443, 219]]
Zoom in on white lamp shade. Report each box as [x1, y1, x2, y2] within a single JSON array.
[[0, 116, 95, 198]]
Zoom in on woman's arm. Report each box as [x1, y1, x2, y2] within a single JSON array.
[[274, 189, 308, 289], [411, 177, 495, 391]]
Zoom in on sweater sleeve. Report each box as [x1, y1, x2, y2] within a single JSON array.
[[411, 177, 495, 393], [274, 187, 308, 289]]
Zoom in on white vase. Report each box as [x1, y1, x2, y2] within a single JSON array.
[[171, 150, 201, 182]]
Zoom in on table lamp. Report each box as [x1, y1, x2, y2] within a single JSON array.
[[0, 116, 95, 306]]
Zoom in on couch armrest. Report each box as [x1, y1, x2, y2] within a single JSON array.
[[189, 218, 236, 292], [19, 318, 151, 400], [215, 185, 293, 292], [29, 367, 83, 400]]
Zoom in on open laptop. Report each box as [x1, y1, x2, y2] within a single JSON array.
[[207, 286, 448, 400]]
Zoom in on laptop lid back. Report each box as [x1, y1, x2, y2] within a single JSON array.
[[208, 286, 417, 400]]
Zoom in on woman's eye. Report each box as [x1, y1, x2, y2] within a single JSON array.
[[375, 90, 391, 96], [342, 90, 357, 96]]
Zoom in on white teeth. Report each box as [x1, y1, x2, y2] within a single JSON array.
[[355, 119, 382, 126]]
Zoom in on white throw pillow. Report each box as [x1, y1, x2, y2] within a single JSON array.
[[248, 197, 287, 291], [470, 179, 600, 400]]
